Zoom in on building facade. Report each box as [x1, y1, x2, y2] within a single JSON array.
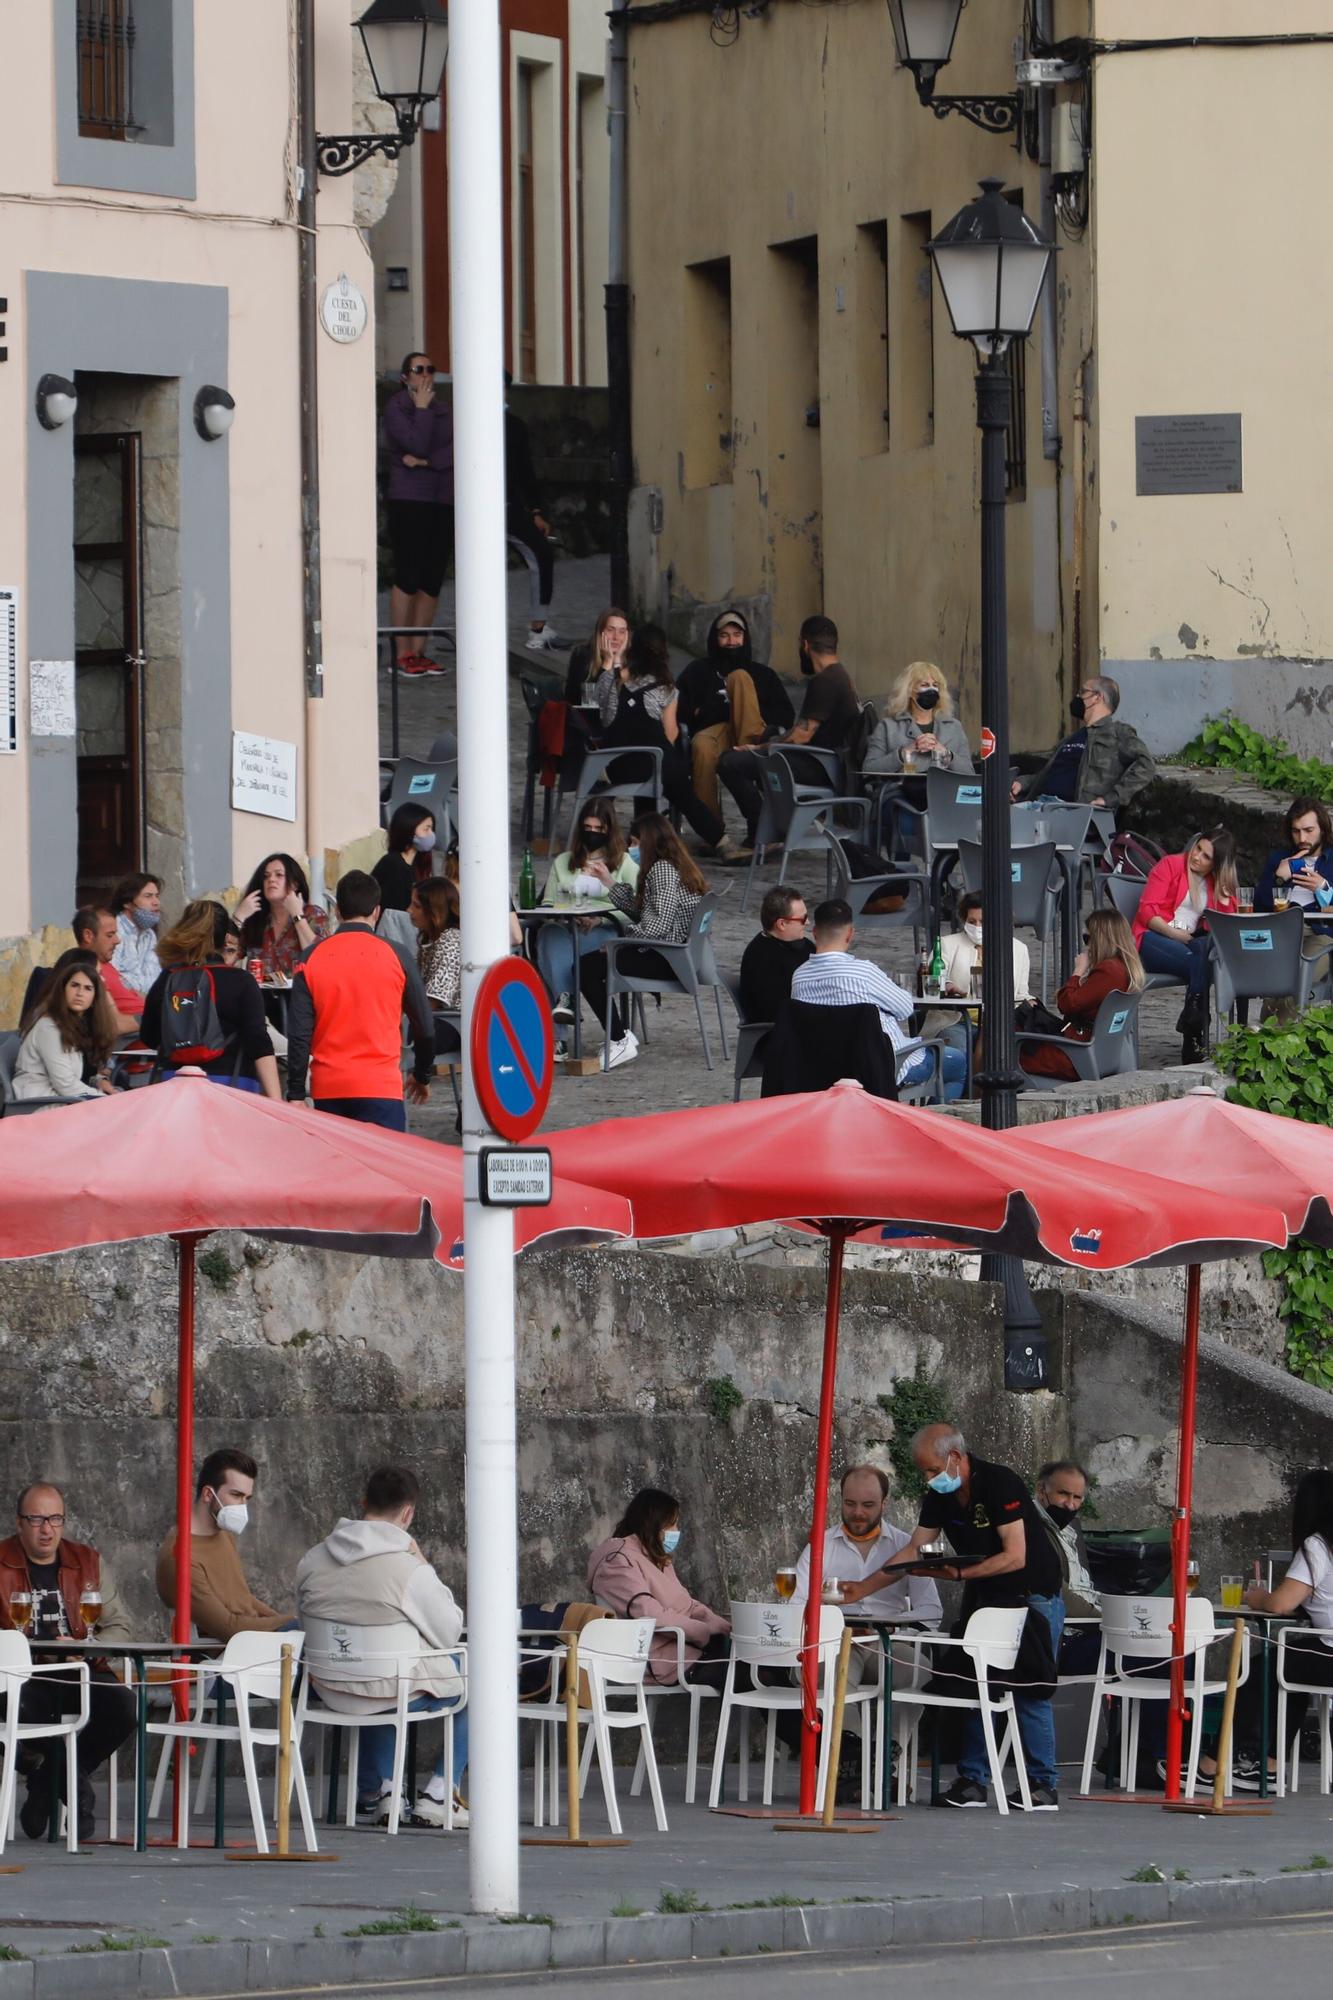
[[0, 0, 383, 1009], [373, 0, 611, 386], [623, 0, 1333, 759]]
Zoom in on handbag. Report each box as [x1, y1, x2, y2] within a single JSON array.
[[1014, 998, 1064, 1037]]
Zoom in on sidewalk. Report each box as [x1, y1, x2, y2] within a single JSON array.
[[1, 1770, 1332, 1994]]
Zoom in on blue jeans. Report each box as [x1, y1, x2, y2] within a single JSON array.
[[313, 1097, 408, 1132], [959, 1593, 1063, 1794], [357, 1692, 469, 1800], [899, 1044, 969, 1102], [1138, 930, 1211, 998], [535, 918, 619, 998]]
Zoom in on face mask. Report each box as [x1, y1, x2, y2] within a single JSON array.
[[133, 907, 160, 931], [963, 922, 983, 944], [662, 1528, 681, 1555], [628, 845, 640, 865], [412, 830, 436, 853], [799, 648, 815, 677], [1069, 696, 1086, 721], [581, 831, 608, 852], [927, 1464, 962, 1496], [1044, 1503, 1079, 1531], [212, 1497, 250, 1536], [915, 687, 941, 711]]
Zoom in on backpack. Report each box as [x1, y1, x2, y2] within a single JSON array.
[[1098, 831, 1164, 881], [846, 699, 879, 781], [154, 968, 231, 1070]]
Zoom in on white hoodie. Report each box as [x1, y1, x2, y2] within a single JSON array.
[[295, 1517, 464, 1713]]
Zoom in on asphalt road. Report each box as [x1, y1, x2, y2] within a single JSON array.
[[297, 1907, 1333, 1998]]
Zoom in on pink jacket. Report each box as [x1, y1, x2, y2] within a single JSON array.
[[1133, 851, 1236, 946], [586, 1535, 730, 1684]]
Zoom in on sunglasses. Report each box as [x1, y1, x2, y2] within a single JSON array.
[[408, 364, 435, 377]]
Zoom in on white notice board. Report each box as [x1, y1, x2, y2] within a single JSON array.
[[29, 660, 76, 737], [231, 730, 297, 821], [0, 589, 17, 755]]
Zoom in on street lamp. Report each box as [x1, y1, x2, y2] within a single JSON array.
[[316, 0, 449, 178], [886, 0, 1021, 134], [927, 178, 1054, 1388]]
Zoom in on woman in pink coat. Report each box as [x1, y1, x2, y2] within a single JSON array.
[[587, 1488, 731, 1687]]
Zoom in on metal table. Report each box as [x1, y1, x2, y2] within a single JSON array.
[[929, 840, 1080, 982], [1222, 1604, 1298, 1800], [912, 991, 982, 1097], [515, 902, 622, 1063], [844, 1614, 943, 1810]]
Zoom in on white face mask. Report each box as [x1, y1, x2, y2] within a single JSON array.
[[212, 1496, 250, 1536], [964, 922, 983, 944]]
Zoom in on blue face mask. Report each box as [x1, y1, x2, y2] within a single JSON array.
[[133, 906, 160, 931], [628, 845, 640, 865], [927, 1462, 962, 1496], [413, 830, 436, 853], [662, 1528, 682, 1556]]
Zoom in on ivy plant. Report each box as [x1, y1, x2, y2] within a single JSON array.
[[878, 1365, 951, 1501], [1177, 713, 1333, 808], [1215, 1008, 1333, 1389]]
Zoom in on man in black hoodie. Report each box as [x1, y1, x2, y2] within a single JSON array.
[[675, 610, 794, 820]]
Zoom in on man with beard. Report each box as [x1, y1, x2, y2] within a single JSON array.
[[717, 615, 860, 861], [674, 610, 794, 819]]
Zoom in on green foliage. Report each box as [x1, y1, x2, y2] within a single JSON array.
[[71, 1935, 169, 1953], [1178, 712, 1333, 806], [611, 1899, 643, 1918], [878, 1365, 951, 1501], [197, 1246, 235, 1290], [1215, 1010, 1333, 1388], [703, 1374, 744, 1426], [658, 1888, 707, 1914], [1125, 1864, 1165, 1884], [344, 1905, 449, 1936], [0, 1947, 25, 1963], [1280, 1853, 1331, 1873]]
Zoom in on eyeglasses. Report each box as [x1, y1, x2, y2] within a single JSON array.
[[18, 1514, 64, 1528], [780, 911, 809, 927], [408, 363, 435, 376]]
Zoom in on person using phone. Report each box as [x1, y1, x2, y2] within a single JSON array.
[[1256, 797, 1333, 932]]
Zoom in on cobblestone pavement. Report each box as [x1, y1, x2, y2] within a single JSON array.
[[378, 556, 1191, 1145]]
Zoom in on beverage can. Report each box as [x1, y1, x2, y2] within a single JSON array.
[[248, 956, 265, 983]]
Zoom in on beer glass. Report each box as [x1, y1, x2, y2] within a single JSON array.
[[79, 1588, 102, 1632], [1185, 1560, 1200, 1595], [1238, 886, 1254, 913], [773, 1568, 797, 1602], [1220, 1574, 1244, 1610], [900, 745, 916, 773], [1274, 887, 1290, 912], [9, 1592, 32, 1633], [820, 1578, 844, 1604]]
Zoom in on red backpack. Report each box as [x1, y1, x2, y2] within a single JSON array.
[[1097, 831, 1164, 882]]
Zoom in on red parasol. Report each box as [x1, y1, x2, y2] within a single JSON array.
[[1024, 1090, 1333, 1801], [0, 1074, 630, 1656], [548, 1081, 1288, 1816]]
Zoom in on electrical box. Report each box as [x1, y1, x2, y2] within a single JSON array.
[[1052, 98, 1086, 180]]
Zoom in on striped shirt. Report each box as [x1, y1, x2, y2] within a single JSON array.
[[790, 949, 922, 1068]]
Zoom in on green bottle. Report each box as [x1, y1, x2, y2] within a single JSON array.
[[930, 935, 945, 991], [518, 848, 537, 910]]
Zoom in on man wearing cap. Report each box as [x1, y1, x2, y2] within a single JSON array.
[[675, 610, 794, 821]]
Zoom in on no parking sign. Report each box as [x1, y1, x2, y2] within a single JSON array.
[[470, 959, 554, 1142]]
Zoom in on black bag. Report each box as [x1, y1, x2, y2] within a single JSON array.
[[1014, 999, 1065, 1038], [841, 839, 896, 880], [1098, 831, 1164, 881], [155, 968, 229, 1069]]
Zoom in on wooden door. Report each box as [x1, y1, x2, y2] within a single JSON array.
[[74, 431, 145, 895]]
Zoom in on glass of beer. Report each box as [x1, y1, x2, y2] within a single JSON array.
[[1274, 886, 1290, 912], [820, 1578, 844, 1605], [9, 1592, 32, 1633], [1185, 1560, 1200, 1595], [900, 745, 915, 773], [1238, 886, 1254, 914], [1221, 1574, 1244, 1610], [773, 1568, 797, 1602], [79, 1588, 102, 1632]]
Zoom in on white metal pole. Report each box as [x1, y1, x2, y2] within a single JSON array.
[[448, 0, 521, 1918]]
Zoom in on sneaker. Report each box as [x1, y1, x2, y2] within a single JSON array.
[[1007, 1783, 1059, 1811], [606, 1030, 639, 1070], [356, 1782, 406, 1826], [19, 1763, 52, 1841], [937, 1777, 989, 1809], [424, 656, 449, 676], [525, 626, 566, 652], [410, 1791, 469, 1829], [399, 655, 430, 677], [722, 843, 755, 866], [713, 833, 744, 862], [1230, 1757, 1273, 1793], [552, 992, 575, 1025]]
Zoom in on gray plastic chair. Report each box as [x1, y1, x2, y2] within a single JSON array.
[[0, 1033, 81, 1115], [957, 839, 1061, 1002], [1208, 911, 1333, 1025], [719, 971, 770, 1102], [1015, 985, 1143, 1089], [602, 891, 730, 1071], [738, 753, 871, 915], [555, 747, 666, 858], [381, 757, 458, 847], [821, 829, 928, 945]]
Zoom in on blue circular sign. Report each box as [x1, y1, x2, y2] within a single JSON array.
[[471, 959, 554, 1140]]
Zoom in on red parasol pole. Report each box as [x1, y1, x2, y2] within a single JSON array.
[[799, 1225, 848, 1818], [173, 1233, 204, 1655], [1163, 1262, 1201, 1803]]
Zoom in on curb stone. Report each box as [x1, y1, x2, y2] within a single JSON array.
[[889, 1895, 983, 1946], [463, 1925, 552, 1976], [604, 1914, 694, 1965], [795, 1903, 894, 1950], [983, 1887, 1092, 1940], [158, 1943, 252, 1996], [0, 1964, 32, 2000], [1169, 1876, 1260, 1921], [1260, 1872, 1333, 1916], [549, 1919, 608, 1968], [690, 1910, 787, 1959], [1089, 1881, 1171, 1928]]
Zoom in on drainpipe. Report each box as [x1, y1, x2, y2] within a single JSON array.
[[1035, 0, 1059, 468], [1071, 354, 1092, 684], [296, 0, 326, 905], [605, 0, 631, 606]]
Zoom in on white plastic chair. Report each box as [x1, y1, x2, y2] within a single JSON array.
[[297, 1618, 467, 1835], [0, 1632, 89, 1855], [626, 1623, 720, 1807], [1276, 1625, 1333, 1798], [707, 1601, 882, 1812], [146, 1630, 316, 1852], [1078, 1595, 1242, 1799], [890, 1607, 1031, 1814], [518, 1618, 667, 1836]]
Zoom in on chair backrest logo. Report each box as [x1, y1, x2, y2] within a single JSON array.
[[408, 774, 434, 795], [1239, 929, 1274, 951]]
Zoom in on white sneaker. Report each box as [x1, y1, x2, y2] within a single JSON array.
[[525, 625, 565, 652], [356, 1782, 407, 1826], [410, 1791, 469, 1829], [606, 1030, 639, 1070], [552, 992, 574, 1025]]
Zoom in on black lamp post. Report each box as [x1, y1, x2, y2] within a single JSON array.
[[927, 178, 1055, 1388], [317, 0, 449, 178], [886, 0, 1021, 135]]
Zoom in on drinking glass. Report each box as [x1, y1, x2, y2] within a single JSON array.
[[1238, 886, 1254, 913], [79, 1588, 102, 1632], [1274, 888, 1290, 912], [9, 1592, 31, 1633], [900, 746, 915, 773], [820, 1578, 844, 1604], [773, 1568, 797, 1602], [1185, 1560, 1200, 1596], [1220, 1574, 1243, 1610]]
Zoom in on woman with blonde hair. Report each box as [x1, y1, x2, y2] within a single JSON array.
[[1133, 828, 1238, 1061], [1020, 908, 1145, 1082], [142, 900, 280, 1097], [864, 662, 973, 777]]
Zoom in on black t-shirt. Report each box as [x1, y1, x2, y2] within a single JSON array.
[[799, 662, 860, 749], [372, 850, 418, 912], [26, 1560, 71, 1642], [142, 963, 275, 1081], [1040, 729, 1087, 801], [739, 932, 814, 1023], [918, 1456, 1062, 1605]]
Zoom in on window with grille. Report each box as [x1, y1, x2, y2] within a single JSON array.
[[78, 0, 138, 142]]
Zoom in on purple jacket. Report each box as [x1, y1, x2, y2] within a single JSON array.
[[383, 388, 454, 505]]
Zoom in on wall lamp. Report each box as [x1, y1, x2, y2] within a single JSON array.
[[35, 374, 78, 431], [886, 0, 1021, 134], [194, 385, 236, 440], [317, 0, 449, 179]]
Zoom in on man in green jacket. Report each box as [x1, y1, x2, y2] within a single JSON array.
[[1012, 675, 1155, 812]]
